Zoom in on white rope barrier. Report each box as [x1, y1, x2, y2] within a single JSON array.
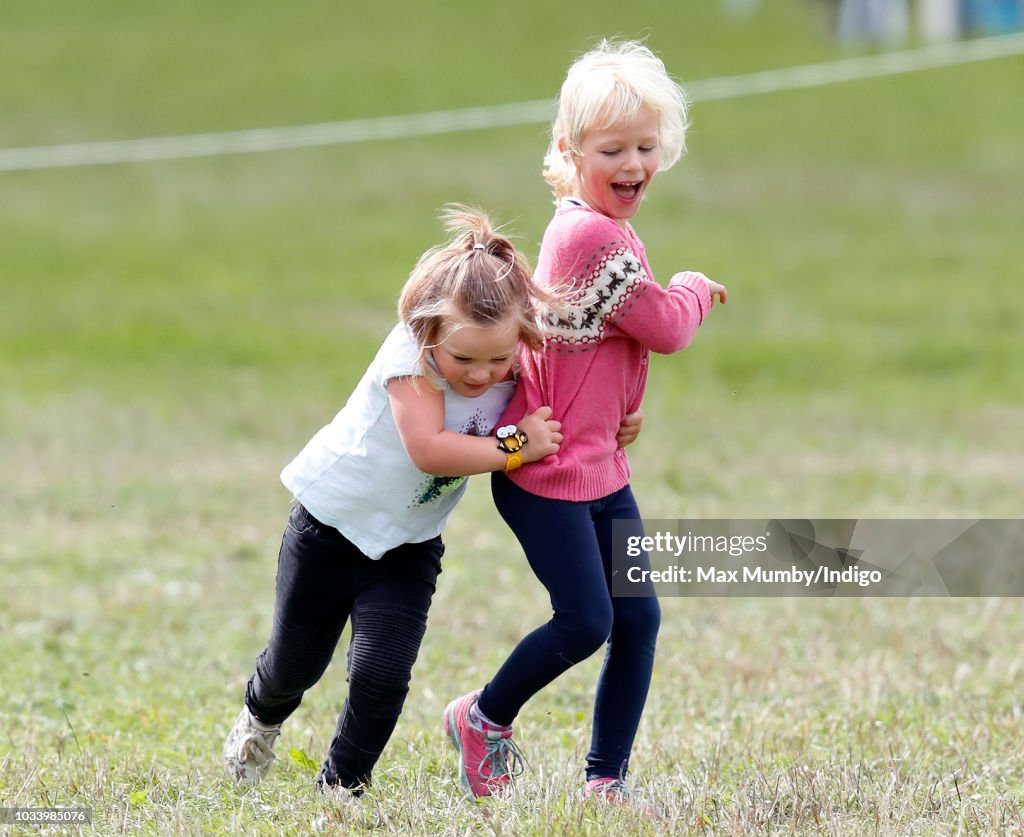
[[1, 32, 1021, 172]]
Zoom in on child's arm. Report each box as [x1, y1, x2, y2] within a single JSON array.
[[614, 267, 724, 355], [388, 377, 561, 477], [546, 217, 726, 355]]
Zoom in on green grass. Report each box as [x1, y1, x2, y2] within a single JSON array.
[[2, 0, 1023, 833]]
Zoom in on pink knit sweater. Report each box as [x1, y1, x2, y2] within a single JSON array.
[[500, 201, 713, 501]]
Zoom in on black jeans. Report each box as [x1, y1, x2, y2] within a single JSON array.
[[245, 503, 443, 790]]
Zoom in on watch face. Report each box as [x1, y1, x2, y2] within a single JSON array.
[[497, 426, 525, 453]]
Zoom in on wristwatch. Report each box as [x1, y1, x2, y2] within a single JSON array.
[[496, 424, 528, 471]]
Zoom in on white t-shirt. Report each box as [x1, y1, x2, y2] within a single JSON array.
[[281, 323, 516, 559]]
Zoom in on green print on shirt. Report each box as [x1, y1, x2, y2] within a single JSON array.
[[414, 474, 467, 506], [410, 411, 486, 508]]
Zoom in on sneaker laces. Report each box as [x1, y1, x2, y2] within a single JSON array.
[[479, 731, 526, 781], [590, 778, 629, 799], [589, 774, 626, 799], [240, 725, 279, 763]]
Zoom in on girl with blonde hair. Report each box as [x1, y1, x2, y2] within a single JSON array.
[[444, 41, 728, 806]]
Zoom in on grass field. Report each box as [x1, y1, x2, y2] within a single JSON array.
[[3, 1, 1023, 834]]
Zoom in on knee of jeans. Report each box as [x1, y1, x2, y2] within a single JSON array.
[[347, 607, 426, 714], [348, 662, 411, 714]]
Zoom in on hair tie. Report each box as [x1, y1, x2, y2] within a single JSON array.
[[472, 243, 486, 251]]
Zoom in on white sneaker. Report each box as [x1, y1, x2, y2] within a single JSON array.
[[223, 706, 281, 784], [317, 781, 363, 802]]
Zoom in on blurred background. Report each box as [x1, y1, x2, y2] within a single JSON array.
[[1, 0, 1022, 830], [4, 0, 1020, 521]]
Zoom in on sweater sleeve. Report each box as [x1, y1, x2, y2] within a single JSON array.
[[542, 216, 712, 355], [616, 269, 712, 354]]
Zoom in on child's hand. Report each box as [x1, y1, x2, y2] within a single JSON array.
[[519, 406, 562, 463], [616, 409, 643, 448], [707, 279, 728, 306]]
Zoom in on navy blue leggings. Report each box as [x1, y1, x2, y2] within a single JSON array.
[[478, 473, 660, 781]]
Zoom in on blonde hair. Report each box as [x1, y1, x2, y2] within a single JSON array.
[[398, 205, 545, 374], [543, 39, 690, 201]]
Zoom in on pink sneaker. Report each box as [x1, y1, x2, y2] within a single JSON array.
[[585, 777, 629, 801], [585, 777, 662, 816], [443, 690, 524, 798]]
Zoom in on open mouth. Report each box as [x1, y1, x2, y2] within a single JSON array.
[[611, 181, 643, 202]]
